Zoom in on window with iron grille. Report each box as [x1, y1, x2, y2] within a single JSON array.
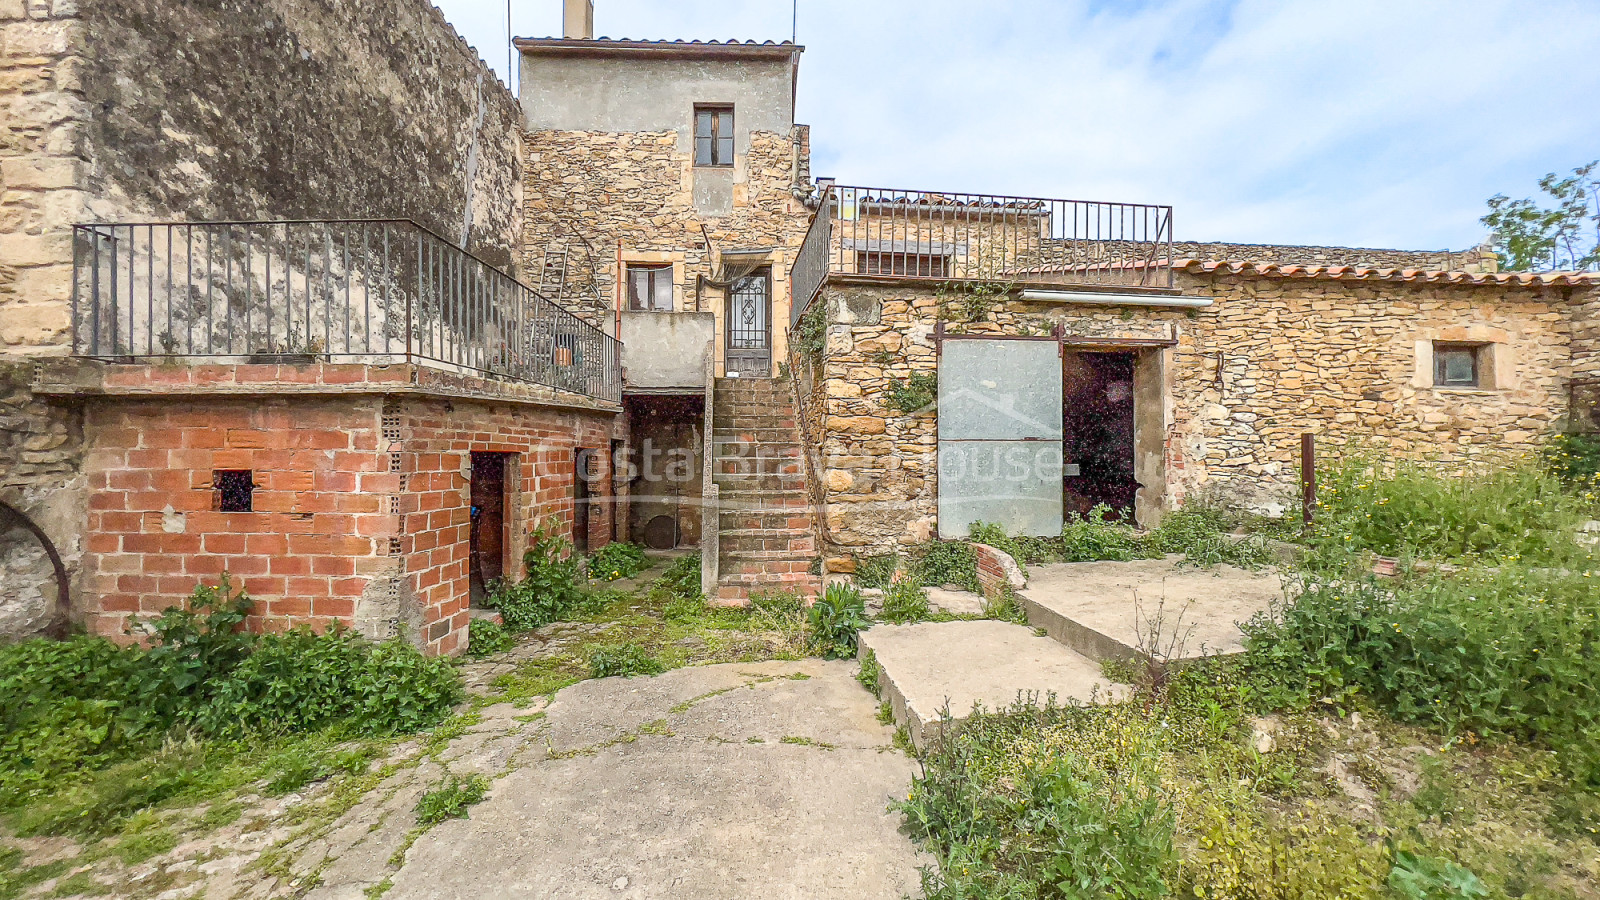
[[694, 106, 734, 167], [1433, 342, 1483, 388], [728, 271, 770, 350], [627, 265, 673, 311]]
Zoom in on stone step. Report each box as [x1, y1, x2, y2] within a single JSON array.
[[715, 456, 804, 477], [712, 415, 798, 430], [718, 554, 817, 577], [714, 573, 822, 605], [859, 621, 1127, 750], [720, 508, 814, 531], [719, 528, 816, 554], [713, 472, 808, 491], [713, 429, 804, 443], [716, 494, 811, 513]]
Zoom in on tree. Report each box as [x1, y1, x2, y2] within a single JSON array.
[[1482, 160, 1599, 272]]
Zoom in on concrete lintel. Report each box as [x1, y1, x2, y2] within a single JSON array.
[[1019, 289, 1213, 308]]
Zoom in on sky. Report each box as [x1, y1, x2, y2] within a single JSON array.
[[435, 0, 1600, 251]]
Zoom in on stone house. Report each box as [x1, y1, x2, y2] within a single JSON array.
[[3, 0, 1599, 647]]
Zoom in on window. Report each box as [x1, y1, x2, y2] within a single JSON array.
[[214, 470, 254, 512], [627, 265, 673, 311], [857, 251, 952, 278], [694, 105, 734, 167], [1433, 343, 1482, 388]]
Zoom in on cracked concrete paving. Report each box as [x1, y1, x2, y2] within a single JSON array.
[[311, 660, 928, 900]]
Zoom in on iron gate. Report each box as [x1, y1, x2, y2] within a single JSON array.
[[726, 270, 771, 376]]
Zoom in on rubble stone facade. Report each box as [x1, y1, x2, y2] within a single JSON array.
[[522, 127, 813, 373], [805, 272, 1582, 558]]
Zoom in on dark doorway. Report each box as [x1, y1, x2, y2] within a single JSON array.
[[573, 448, 595, 554], [623, 394, 704, 548], [470, 452, 512, 603], [1063, 352, 1139, 521], [610, 439, 626, 544], [725, 269, 772, 377]]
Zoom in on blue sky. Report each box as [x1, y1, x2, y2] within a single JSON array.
[[436, 0, 1600, 251]]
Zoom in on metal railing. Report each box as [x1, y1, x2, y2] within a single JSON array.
[[788, 184, 1175, 324], [72, 220, 622, 403]]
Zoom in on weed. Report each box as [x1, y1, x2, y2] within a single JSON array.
[[413, 774, 490, 827], [878, 701, 895, 726], [465, 619, 515, 658], [587, 542, 649, 582], [856, 650, 882, 695], [48, 871, 106, 897], [881, 579, 932, 624], [1388, 850, 1488, 899], [793, 296, 828, 358], [885, 371, 938, 415], [779, 736, 836, 750], [112, 827, 179, 864], [911, 541, 980, 593], [485, 518, 592, 631], [981, 588, 1028, 626], [587, 643, 664, 679], [807, 583, 869, 659], [854, 553, 900, 589]]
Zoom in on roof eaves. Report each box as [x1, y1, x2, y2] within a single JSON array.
[[1175, 258, 1600, 288]]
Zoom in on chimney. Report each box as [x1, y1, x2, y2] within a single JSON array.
[[563, 0, 594, 40]]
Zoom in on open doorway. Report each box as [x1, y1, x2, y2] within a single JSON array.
[[1063, 351, 1139, 521], [469, 452, 513, 604], [573, 448, 596, 554]]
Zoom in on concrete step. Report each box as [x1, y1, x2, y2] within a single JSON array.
[[1015, 559, 1283, 665], [859, 620, 1127, 750]]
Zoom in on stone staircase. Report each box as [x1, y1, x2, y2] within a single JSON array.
[[711, 377, 822, 604]]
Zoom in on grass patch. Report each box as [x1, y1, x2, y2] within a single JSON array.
[[413, 774, 490, 827]]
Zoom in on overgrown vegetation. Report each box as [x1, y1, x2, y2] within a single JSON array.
[[881, 579, 932, 624], [885, 371, 938, 415], [793, 295, 828, 359], [0, 580, 459, 841], [413, 774, 490, 827], [586, 542, 649, 582], [587, 642, 665, 679], [807, 584, 870, 659], [485, 518, 596, 631], [898, 444, 1600, 898]]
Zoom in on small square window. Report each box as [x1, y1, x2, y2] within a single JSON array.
[[694, 105, 734, 167], [627, 265, 673, 311], [1433, 343, 1482, 388], [214, 470, 254, 512]]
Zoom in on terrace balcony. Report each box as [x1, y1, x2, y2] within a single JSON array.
[[57, 220, 622, 407], [789, 185, 1176, 326]]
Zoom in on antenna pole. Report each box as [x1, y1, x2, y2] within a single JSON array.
[[792, 0, 798, 42], [507, 0, 514, 95]]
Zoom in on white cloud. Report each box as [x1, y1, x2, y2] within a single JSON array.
[[439, 0, 1600, 249]]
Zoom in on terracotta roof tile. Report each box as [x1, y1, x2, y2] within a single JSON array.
[[1175, 258, 1600, 288]]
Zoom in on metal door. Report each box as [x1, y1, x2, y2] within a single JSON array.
[[725, 271, 771, 376], [937, 339, 1064, 538]]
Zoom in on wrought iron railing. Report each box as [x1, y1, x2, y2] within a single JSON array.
[[788, 184, 1176, 324], [72, 220, 622, 403]]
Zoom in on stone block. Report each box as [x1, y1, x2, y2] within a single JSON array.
[[1, 156, 80, 190], [0, 230, 69, 266], [0, 300, 68, 345]]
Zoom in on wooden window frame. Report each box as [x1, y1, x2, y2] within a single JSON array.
[[694, 105, 735, 168], [1433, 342, 1483, 388], [627, 264, 674, 312]]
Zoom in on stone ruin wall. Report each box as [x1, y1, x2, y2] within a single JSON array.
[[1, 0, 525, 638], [811, 274, 1573, 559], [521, 127, 813, 357]]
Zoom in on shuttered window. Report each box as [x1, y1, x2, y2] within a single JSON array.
[[694, 106, 734, 167]]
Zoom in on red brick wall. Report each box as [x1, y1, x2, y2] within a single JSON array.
[[81, 389, 621, 657], [82, 397, 390, 639], [397, 397, 618, 655]]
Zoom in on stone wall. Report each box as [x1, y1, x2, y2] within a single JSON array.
[[522, 127, 812, 374], [1171, 242, 1496, 272], [1, 0, 524, 639], [810, 273, 1573, 557]]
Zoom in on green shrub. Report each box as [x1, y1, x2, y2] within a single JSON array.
[[414, 774, 490, 827], [1059, 506, 1157, 562], [886, 371, 938, 415], [466, 619, 516, 658], [854, 553, 900, 590], [1179, 797, 1390, 899], [587, 542, 649, 582], [1244, 566, 1600, 782], [1542, 431, 1600, 489], [1310, 450, 1593, 567], [881, 579, 932, 624], [912, 541, 981, 593], [793, 297, 828, 359], [807, 583, 870, 660], [1147, 506, 1272, 569], [653, 553, 705, 620], [587, 642, 664, 679], [487, 518, 590, 631]]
